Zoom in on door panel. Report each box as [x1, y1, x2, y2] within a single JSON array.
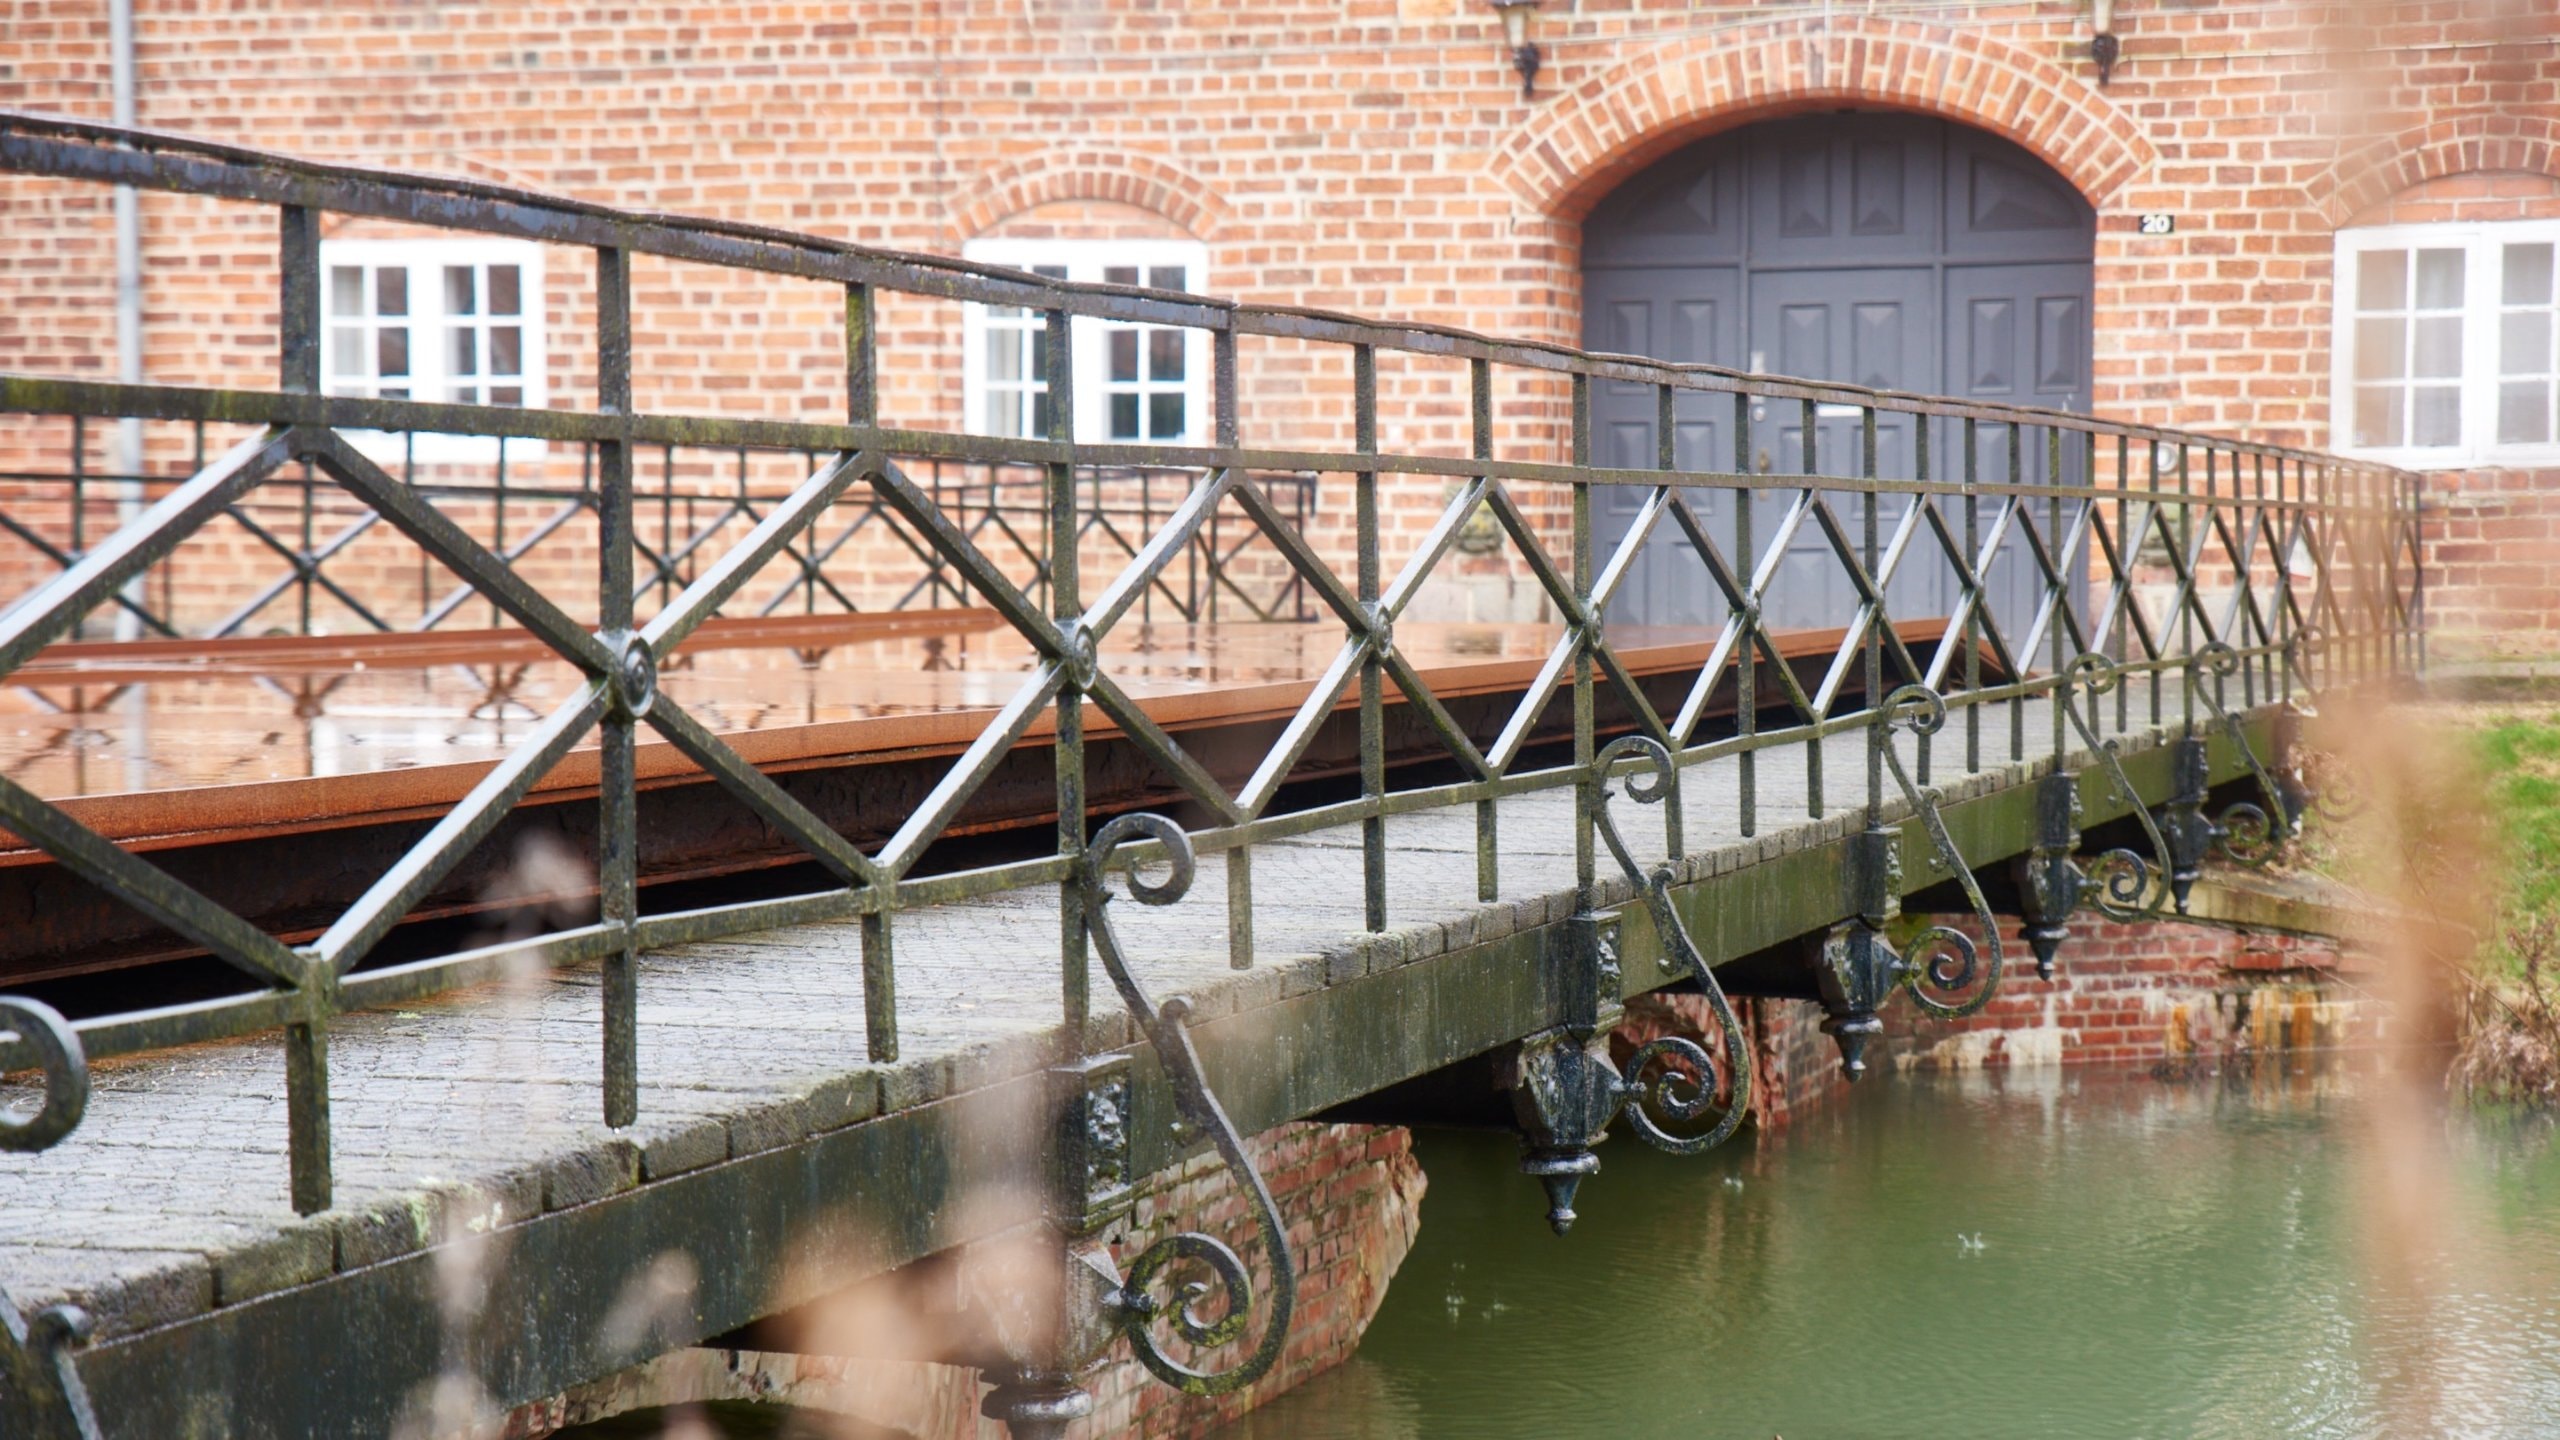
[[1746, 114, 1943, 266], [1584, 266, 1741, 628], [1943, 262, 2095, 661], [1748, 268, 1942, 632]]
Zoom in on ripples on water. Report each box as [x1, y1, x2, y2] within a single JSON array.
[[1227, 1063, 2560, 1440]]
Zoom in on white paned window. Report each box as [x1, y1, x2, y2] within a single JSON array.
[[2335, 220, 2560, 465], [961, 239, 1209, 445], [319, 239, 545, 460]]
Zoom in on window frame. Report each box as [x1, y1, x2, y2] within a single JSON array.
[[2332, 218, 2560, 468], [959, 237, 1211, 447], [318, 237, 547, 463]]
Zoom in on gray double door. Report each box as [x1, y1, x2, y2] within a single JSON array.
[[1582, 113, 2096, 644]]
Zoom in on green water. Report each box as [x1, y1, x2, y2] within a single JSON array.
[[1228, 1065, 2560, 1440]]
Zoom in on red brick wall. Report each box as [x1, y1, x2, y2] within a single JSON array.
[[1625, 909, 2371, 1133], [1, 1, 2553, 646]]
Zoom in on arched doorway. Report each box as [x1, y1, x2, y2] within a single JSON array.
[[1582, 113, 2095, 632]]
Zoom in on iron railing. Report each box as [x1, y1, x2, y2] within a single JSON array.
[[0, 441, 1317, 638], [0, 111, 2422, 1433]]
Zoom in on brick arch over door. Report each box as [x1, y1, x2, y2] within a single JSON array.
[[949, 151, 1231, 243], [1489, 15, 2154, 222], [2308, 112, 2560, 228]]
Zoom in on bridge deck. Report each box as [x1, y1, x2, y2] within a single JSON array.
[[1, 678, 2200, 1321]]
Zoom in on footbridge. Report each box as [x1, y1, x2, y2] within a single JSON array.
[[0, 115, 2421, 1439]]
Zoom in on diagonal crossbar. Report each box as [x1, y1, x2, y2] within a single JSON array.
[[0, 428, 294, 677], [0, 769, 310, 987], [300, 431, 613, 674]]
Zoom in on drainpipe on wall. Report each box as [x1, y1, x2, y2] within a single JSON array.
[[109, 0, 143, 640]]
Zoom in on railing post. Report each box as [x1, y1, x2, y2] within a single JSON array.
[[1572, 373, 1596, 910], [1049, 301, 1087, 1048], [1801, 397, 1822, 817], [1217, 325, 1253, 969], [596, 244, 641, 1127], [280, 201, 334, 1214], [848, 279, 899, 1060], [1733, 389, 1756, 837], [1472, 356, 1499, 903], [1965, 417, 1983, 769], [1356, 343, 1387, 933]]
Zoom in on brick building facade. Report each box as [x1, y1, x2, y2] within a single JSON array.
[[1, 0, 2554, 650]]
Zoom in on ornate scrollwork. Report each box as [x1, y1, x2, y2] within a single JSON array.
[[1077, 815, 1293, 1398], [0, 997, 89, 1154], [1590, 735, 1750, 1156], [0, 1284, 100, 1440], [1876, 685, 2004, 1020], [2185, 642, 2295, 868], [2059, 652, 2173, 925]]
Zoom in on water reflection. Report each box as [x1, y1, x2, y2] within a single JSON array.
[[1226, 1064, 2560, 1440]]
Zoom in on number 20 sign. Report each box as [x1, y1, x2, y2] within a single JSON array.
[[2138, 214, 2175, 236]]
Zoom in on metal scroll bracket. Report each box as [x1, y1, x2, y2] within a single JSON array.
[[977, 815, 1294, 1440], [1805, 686, 2006, 1081], [0, 1003, 102, 1437], [0, 1284, 100, 1440], [2012, 654, 2175, 977], [2156, 643, 2294, 914], [1508, 736, 1751, 1237]]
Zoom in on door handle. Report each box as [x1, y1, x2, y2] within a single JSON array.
[[1755, 447, 1772, 474]]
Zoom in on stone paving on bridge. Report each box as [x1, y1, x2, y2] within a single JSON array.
[[1, 681, 2186, 1347]]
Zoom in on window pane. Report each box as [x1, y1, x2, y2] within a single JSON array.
[[2499, 381, 2553, 446], [380, 386, 409, 401], [1149, 328, 1185, 381], [1033, 265, 1068, 282], [2357, 249, 2407, 311], [492, 385, 524, 407], [1149, 392, 1185, 439], [1149, 265, 1187, 292], [1108, 329, 1139, 383], [2415, 248, 2464, 309], [989, 327, 1026, 384], [1030, 322, 1052, 380], [445, 265, 477, 316], [2353, 318, 2407, 381], [487, 265, 522, 316], [490, 325, 522, 377], [331, 266, 365, 317], [451, 385, 479, 406], [376, 267, 408, 317], [377, 326, 409, 379], [2504, 311, 2553, 376], [448, 325, 479, 377], [1110, 393, 1141, 439], [986, 388, 1024, 438], [1031, 391, 1052, 437], [2505, 243, 2555, 306], [1104, 265, 1139, 288], [328, 325, 364, 378], [2412, 316, 2462, 378], [2353, 385, 2402, 448], [2412, 385, 2461, 446]]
